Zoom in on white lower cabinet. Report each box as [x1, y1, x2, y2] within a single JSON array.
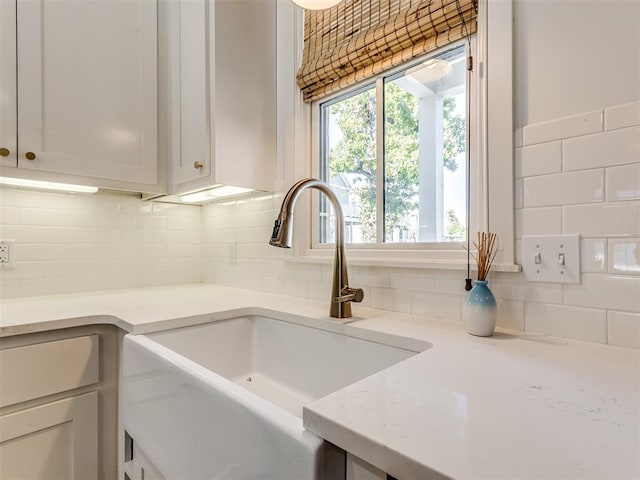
[[0, 392, 98, 479], [346, 453, 388, 480], [0, 325, 121, 480]]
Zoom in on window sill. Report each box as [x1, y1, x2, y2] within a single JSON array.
[[283, 252, 521, 272]]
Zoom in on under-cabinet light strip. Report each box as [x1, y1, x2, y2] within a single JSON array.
[[0, 176, 98, 194], [180, 185, 254, 203]]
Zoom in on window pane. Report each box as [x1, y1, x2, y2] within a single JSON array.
[[384, 47, 467, 243], [320, 86, 377, 244]]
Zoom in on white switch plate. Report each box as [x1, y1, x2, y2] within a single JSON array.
[[522, 235, 581, 284], [0, 240, 15, 269]]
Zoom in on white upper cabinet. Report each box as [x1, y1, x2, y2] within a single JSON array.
[[169, 0, 276, 195], [0, 0, 16, 168], [0, 0, 161, 191]]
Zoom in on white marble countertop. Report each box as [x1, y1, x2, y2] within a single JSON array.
[[1, 283, 638, 479]]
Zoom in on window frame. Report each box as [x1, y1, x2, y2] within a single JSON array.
[[311, 41, 475, 253], [279, 0, 518, 272]]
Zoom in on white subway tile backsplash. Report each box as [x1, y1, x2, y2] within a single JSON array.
[[306, 279, 331, 302], [607, 311, 640, 349], [563, 126, 640, 171], [371, 287, 411, 313], [0, 189, 203, 298], [16, 278, 65, 297], [490, 274, 563, 304], [516, 207, 562, 238], [605, 163, 640, 201], [0, 281, 19, 298], [86, 260, 121, 276], [41, 261, 87, 278], [121, 228, 153, 244], [0, 206, 18, 224], [496, 299, 525, 331], [0, 189, 42, 208], [121, 258, 154, 274], [136, 215, 168, 230], [604, 101, 640, 130], [17, 244, 84, 262], [525, 302, 606, 343], [428, 272, 470, 295], [60, 276, 105, 295], [608, 238, 640, 274], [523, 169, 603, 207], [289, 262, 323, 282], [350, 266, 391, 288], [581, 239, 607, 273], [411, 291, 461, 322], [564, 202, 640, 237], [0, 226, 42, 243], [517, 141, 562, 178], [1, 261, 42, 281], [390, 268, 435, 291], [282, 277, 309, 299], [167, 215, 197, 231], [153, 229, 183, 244], [563, 273, 640, 312], [522, 110, 602, 146]]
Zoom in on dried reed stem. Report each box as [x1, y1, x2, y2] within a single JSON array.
[[473, 231, 498, 280]]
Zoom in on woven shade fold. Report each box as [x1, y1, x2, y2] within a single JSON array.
[[297, 0, 477, 103]]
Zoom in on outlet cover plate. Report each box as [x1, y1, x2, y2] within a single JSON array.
[[522, 234, 581, 284], [0, 240, 15, 269]]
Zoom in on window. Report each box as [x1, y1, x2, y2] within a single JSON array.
[[316, 44, 472, 248], [286, 0, 517, 269]]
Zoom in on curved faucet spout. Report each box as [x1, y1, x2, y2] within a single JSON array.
[[269, 178, 363, 319]]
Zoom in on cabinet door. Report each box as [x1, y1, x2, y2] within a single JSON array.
[[168, 0, 276, 195], [0, 392, 98, 480], [16, 0, 158, 185], [0, 0, 16, 167], [170, 0, 209, 190], [212, 0, 276, 192]]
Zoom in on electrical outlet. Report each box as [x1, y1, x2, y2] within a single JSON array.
[[0, 240, 16, 269]]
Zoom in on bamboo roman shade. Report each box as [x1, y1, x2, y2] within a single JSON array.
[[297, 0, 477, 102]]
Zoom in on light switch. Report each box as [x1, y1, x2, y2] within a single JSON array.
[[521, 235, 581, 284]]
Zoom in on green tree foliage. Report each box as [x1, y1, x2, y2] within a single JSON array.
[[328, 82, 465, 242], [445, 209, 465, 239], [442, 97, 465, 172]]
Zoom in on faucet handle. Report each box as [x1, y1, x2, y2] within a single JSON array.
[[334, 287, 364, 304]]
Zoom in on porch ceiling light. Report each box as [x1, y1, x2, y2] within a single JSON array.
[[406, 58, 453, 85]]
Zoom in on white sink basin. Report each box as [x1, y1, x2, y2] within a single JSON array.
[[122, 315, 429, 479]]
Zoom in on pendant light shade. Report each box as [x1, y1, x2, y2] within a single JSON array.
[[291, 0, 341, 10]]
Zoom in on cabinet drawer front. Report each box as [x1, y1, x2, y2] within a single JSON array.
[[0, 335, 99, 408]]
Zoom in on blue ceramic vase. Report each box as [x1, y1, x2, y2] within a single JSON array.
[[462, 280, 497, 336]]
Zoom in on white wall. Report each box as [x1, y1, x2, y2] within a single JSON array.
[[514, 0, 640, 127]]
